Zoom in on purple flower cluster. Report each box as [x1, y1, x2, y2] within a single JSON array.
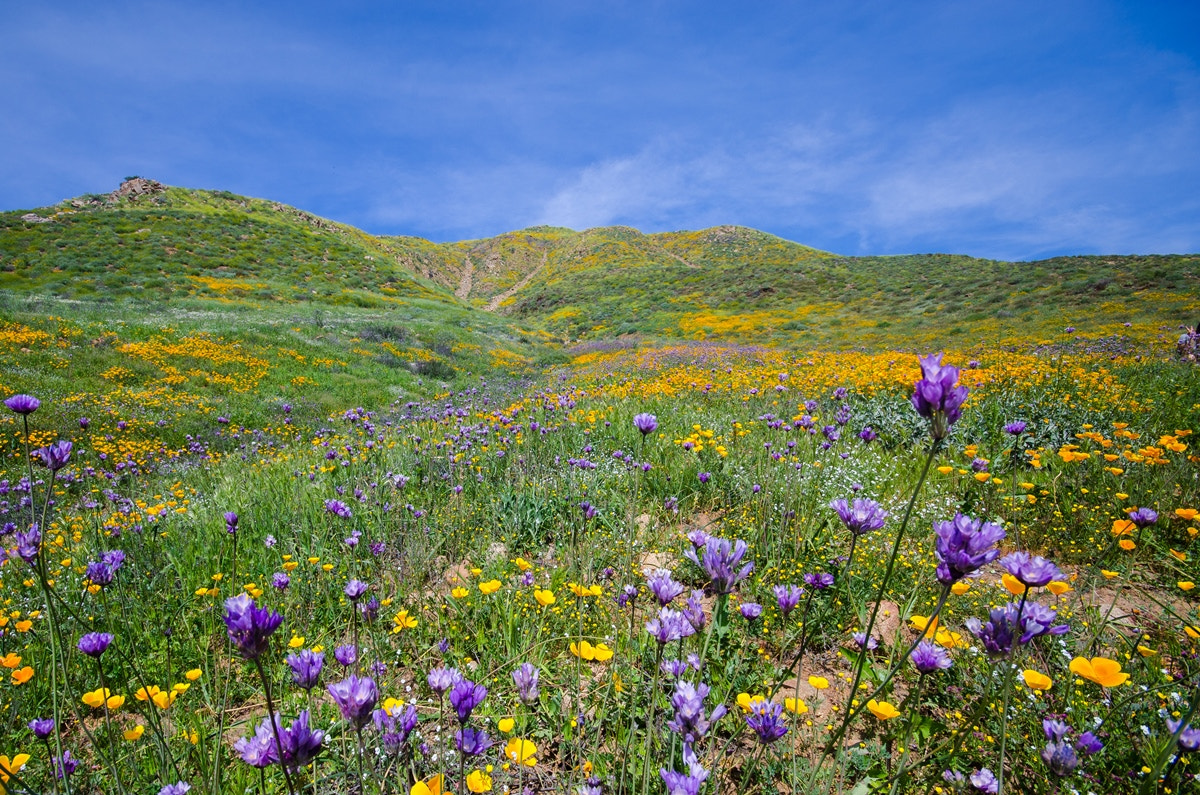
[[830, 498, 887, 536], [933, 513, 1006, 584], [234, 711, 324, 771], [911, 640, 952, 674], [965, 602, 1069, 656], [774, 584, 803, 617], [999, 552, 1063, 587], [666, 680, 727, 743], [646, 568, 686, 606], [328, 674, 378, 730], [646, 607, 697, 645], [660, 743, 709, 795], [449, 679, 487, 723], [286, 649, 324, 690], [513, 662, 540, 705], [222, 594, 283, 660], [633, 413, 658, 435], [1041, 719, 1103, 777], [746, 699, 789, 744], [910, 353, 969, 439], [685, 536, 753, 594]]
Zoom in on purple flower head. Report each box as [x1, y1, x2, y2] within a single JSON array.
[[235, 711, 324, 771], [272, 572, 290, 590], [911, 352, 969, 439], [666, 680, 727, 743], [1167, 718, 1200, 752], [279, 710, 325, 770], [449, 679, 487, 723], [234, 718, 277, 768], [746, 699, 789, 744], [85, 559, 115, 588], [858, 426, 877, 443], [334, 644, 358, 668], [830, 498, 887, 536], [78, 632, 113, 658], [159, 784, 191, 795], [661, 658, 689, 678], [911, 640, 952, 674], [686, 529, 709, 549], [647, 568, 686, 606], [455, 726, 493, 756], [933, 513, 1006, 584], [970, 768, 998, 793], [286, 649, 324, 690], [661, 743, 709, 795], [5, 394, 40, 415], [374, 703, 419, 752], [739, 602, 763, 620], [101, 549, 126, 571], [774, 584, 803, 617], [970, 458, 989, 472], [37, 440, 72, 472], [685, 536, 753, 595], [359, 596, 380, 623], [804, 571, 835, 590], [11, 524, 42, 564], [966, 604, 1020, 657], [54, 750, 77, 780], [580, 500, 597, 520], [697, 471, 711, 484], [646, 607, 697, 645], [617, 583, 639, 609], [427, 666, 462, 695], [1041, 737, 1079, 777], [1004, 421, 1027, 436], [344, 579, 368, 602], [78, 417, 90, 429], [682, 590, 707, 631], [1128, 507, 1158, 528], [28, 717, 55, 740], [633, 413, 658, 435], [222, 593, 283, 660], [328, 674, 378, 730], [324, 499, 352, 518], [1018, 601, 1070, 643], [664, 495, 679, 512], [513, 662, 540, 705], [1000, 551, 1063, 588], [1077, 731, 1103, 755], [224, 512, 238, 534], [852, 632, 879, 651]]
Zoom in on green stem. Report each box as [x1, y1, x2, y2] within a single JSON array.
[[888, 674, 926, 795], [639, 645, 665, 795], [995, 592, 1029, 795], [824, 439, 942, 756]]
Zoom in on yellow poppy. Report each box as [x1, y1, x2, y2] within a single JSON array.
[[909, 615, 938, 637], [937, 466, 954, 475], [1179, 581, 1196, 591], [784, 697, 808, 714], [1101, 570, 1120, 579], [479, 580, 502, 595], [185, 668, 203, 681], [124, 724, 146, 741], [1119, 539, 1136, 551], [498, 718, 515, 733], [1047, 581, 1072, 595], [505, 738, 538, 767], [534, 589, 555, 607], [1169, 549, 1188, 562], [82, 688, 125, 710], [1111, 519, 1135, 536], [950, 582, 971, 595], [466, 770, 492, 792], [1, 653, 21, 669], [808, 676, 830, 690], [0, 754, 31, 791], [411, 774, 444, 795], [736, 693, 766, 712], [451, 587, 469, 599], [10, 666, 33, 686], [288, 636, 305, 648], [514, 557, 532, 572], [1069, 656, 1129, 688], [1000, 573, 1027, 596], [392, 610, 418, 632], [1174, 508, 1198, 521], [1137, 645, 1157, 657], [867, 699, 900, 720], [1022, 669, 1052, 691]]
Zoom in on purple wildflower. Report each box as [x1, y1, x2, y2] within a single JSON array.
[[427, 666, 462, 695], [272, 572, 290, 590], [334, 644, 358, 668], [646, 607, 697, 645], [697, 471, 711, 484], [513, 662, 540, 705], [28, 717, 54, 739], [1003, 421, 1027, 436], [374, 703, 418, 753], [739, 602, 763, 620], [910, 352, 969, 439], [11, 524, 41, 564], [970, 768, 998, 793], [1128, 507, 1158, 528], [37, 441, 72, 471], [661, 659, 689, 678], [1018, 601, 1070, 644], [1167, 718, 1200, 752], [286, 649, 324, 690], [647, 569, 686, 606], [344, 579, 368, 601], [224, 512, 239, 535], [830, 497, 888, 536], [852, 632, 879, 651], [911, 640, 952, 674], [159, 784, 191, 795], [77, 632, 113, 658], [774, 584, 803, 617], [999, 551, 1063, 588], [682, 590, 707, 631], [448, 679, 487, 723], [933, 513, 1006, 584], [54, 750, 77, 780], [660, 742, 709, 795], [4, 394, 40, 415], [746, 699, 789, 744], [328, 674, 378, 730], [617, 583, 638, 609], [223, 593, 283, 660], [858, 426, 877, 442], [666, 680, 727, 743], [455, 726, 493, 756], [324, 499, 352, 518], [804, 572, 835, 590], [633, 413, 658, 435], [685, 536, 753, 594], [359, 596, 380, 623]]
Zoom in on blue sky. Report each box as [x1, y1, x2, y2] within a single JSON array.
[[2, 1, 1197, 260]]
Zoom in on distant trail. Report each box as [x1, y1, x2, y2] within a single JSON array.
[[486, 252, 547, 312], [665, 250, 700, 270], [455, 256, 474, 299]]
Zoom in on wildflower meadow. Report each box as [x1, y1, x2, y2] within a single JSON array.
[[1, 315, 1199, 795]]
